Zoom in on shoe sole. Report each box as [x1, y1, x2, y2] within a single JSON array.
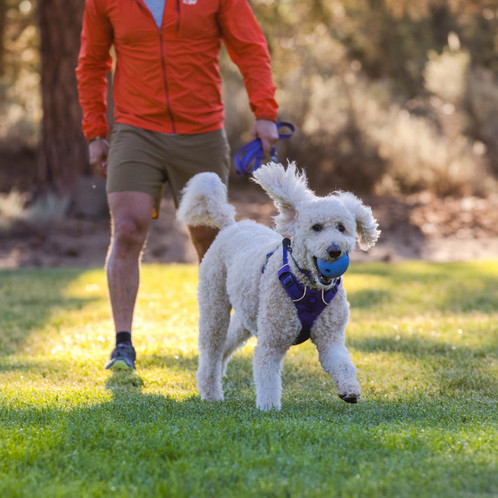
[[107, 359, 134, 371]]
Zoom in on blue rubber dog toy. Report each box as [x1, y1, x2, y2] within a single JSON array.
[[316, 253, 350, 279]]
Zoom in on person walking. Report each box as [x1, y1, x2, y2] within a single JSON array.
[[76, 0, 279, 370]]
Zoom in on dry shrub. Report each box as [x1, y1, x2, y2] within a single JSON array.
[[0, 7, 41, 148], [0, 190, 27, 230], [279, 39, 495, 196], [0, 190, 68, 231], [466, 67, 498, 176], [290, 74, 390, 193], [370, 108, 490, 196], [424, 45, 470, 105], [366, 44, 494, 196]]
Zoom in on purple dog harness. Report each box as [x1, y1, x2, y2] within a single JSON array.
[[264, 239, 341, 346]]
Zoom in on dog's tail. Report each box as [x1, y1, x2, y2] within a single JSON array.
[[177, 172, 236, 230]]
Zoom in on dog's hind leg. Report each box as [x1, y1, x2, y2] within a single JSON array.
[[196, 269, 231, 401], [222, 313, 252, 377]]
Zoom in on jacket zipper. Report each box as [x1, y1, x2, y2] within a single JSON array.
[[176, 0, 181, 33], [158, 30, 176, 133], [134, 0, 177, 133]]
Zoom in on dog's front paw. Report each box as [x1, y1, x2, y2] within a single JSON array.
[[256, 400, 281, 411], [337, 378, 361, 404], [200, 392, 224, 402], [197, 379, 224, 401], [338, 392, 360, 404]]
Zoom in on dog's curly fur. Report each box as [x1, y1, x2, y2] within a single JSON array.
[[177, 162, 380, 410]]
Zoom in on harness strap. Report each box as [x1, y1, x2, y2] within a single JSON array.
[[276, 242, 340, 345], [261, 246, 279, 274]]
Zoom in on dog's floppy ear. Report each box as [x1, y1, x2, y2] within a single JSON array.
[[336, 192, 380, 250], [252, 162, 315, 236]]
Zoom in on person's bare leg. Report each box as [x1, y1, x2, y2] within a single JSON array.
[[188, 225, 220, 262], [106, 192, 154, 335]]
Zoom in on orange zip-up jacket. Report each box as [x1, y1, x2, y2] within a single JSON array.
[[76, 0, 278, 140]]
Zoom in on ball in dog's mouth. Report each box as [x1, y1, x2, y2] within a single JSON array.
[[313, 253, 350, 284]]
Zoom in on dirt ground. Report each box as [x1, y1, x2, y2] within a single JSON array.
[[1, 179, 497, 269]]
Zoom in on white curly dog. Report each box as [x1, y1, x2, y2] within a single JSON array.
[[177, 162, 380, 410]]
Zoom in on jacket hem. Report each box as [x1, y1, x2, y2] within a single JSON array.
[[113, 117, 225, 135]]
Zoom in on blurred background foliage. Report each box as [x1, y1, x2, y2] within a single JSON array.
[[0, 0, 497, 203], [0, 0, 39, 147]]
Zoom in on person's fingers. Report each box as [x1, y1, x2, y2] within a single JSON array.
[[99, 159, 107, 178], [89, 140, 109, 177], [261, 137, 272, 156], [252, 121, 277, 156], [261, 127, 279, 157], [92, 154, 107, 177]]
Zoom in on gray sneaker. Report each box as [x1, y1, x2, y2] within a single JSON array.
[[105, 343, 136, 370]]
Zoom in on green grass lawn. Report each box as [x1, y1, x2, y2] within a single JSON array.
[[0, 261, 496, 497]]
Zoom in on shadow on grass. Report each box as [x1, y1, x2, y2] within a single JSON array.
[[0, 268, 99, 355], [105, 369, 145, 393], [2, 387, 495, 497], [1, 346, 496, 497]]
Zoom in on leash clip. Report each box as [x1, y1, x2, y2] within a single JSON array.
[[282, 237, 292, 253]]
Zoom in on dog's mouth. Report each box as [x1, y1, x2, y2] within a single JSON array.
[[312, 257, 333, 286], [313, 254, 350, 285]]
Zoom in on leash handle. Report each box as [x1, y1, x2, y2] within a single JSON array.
[[275, 122, 295, 139], [234, 121, 295, 176]]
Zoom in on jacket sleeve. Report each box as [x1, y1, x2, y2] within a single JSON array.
[[76, 0, 113, 140], [218, 0, 278, 121]]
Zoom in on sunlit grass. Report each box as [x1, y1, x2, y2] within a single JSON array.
[[0, 262, 496, 497]]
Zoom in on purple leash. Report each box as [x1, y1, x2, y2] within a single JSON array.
[[234, 122, 295, 175]]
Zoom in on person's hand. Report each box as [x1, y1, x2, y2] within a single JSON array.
[[251, 119, 279, 158], [88, 138, 110, 177]]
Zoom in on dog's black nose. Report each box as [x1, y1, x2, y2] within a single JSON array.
[[327, 244, 342, 259]]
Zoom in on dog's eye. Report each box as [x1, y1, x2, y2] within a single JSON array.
[[337, 224, 346, 233], [311, 224, 323, 232]]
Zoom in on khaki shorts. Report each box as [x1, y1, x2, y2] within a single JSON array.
[[107, 123, 231, 218]]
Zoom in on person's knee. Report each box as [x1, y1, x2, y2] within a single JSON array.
[[113, 217, 148, 252]]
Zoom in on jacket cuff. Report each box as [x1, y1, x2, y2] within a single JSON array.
[[83, 124, 109, 141]]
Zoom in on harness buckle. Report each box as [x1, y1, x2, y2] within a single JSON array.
[[283, 275, 293, 288]]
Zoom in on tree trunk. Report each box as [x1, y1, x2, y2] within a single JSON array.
[[0, 0, 5, 77], [36, 0, 89, 196]]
